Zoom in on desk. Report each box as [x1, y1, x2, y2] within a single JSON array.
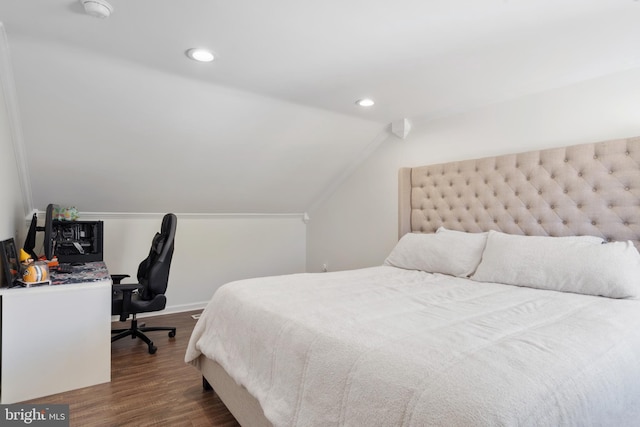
[[0, 261, 112, 403]]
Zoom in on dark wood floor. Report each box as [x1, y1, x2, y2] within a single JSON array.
[[24, 310, 241, 427]]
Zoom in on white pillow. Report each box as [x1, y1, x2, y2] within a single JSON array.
[[384, 228, 488, 277], [471, 230, 640, 298]]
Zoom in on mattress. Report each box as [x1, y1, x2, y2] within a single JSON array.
[[185, 266, 640, 426]]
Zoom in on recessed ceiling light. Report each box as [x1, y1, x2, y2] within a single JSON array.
[[81, 0, 113, 18], [356, 98, 375, 107], [186, 48, 215, 63]]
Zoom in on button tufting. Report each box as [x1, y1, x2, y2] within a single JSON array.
[[405, 140, 639, 241]]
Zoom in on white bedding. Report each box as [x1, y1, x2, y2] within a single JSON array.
[[185, 266, 640, 427]]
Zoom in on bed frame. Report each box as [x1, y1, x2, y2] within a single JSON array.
[[197, 135, 640, 426]]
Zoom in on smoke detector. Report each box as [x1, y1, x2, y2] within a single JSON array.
[[81, 0, 113, 19]]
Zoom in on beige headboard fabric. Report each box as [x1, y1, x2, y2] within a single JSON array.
[[399, 136, 640, 249]]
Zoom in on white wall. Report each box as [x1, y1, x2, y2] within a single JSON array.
[[22, 211, 306, 313], [75, 213, 307, 313], [307, 66, 640, 272], [0, 70, 23, 241], [0, 24, 28, 243]]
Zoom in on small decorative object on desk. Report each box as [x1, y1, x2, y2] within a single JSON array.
[[53, 205, 79, 221], [18, 260, 51, 287]]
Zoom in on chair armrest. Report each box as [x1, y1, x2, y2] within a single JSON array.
[[113, 283, 141, 293], [113, 283, 142, 322], [111, 274, 130, 284]]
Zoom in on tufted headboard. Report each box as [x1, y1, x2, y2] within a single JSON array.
[[399, 136, 640, 249]]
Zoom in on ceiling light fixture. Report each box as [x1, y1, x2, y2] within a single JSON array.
[[186, 48, 215, 62], [356, 98, 375, 107], [80, 0, 113, 19]]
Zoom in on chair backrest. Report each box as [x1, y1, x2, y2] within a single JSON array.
[[137, 213, 177, 300]]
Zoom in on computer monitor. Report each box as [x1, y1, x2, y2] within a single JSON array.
[[43, 203, 56, 260], [22, 204, 58, 261], [23, 212, 39, 260], [0, 238, 21, 287]]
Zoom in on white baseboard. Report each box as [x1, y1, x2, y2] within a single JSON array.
[[110, 301, 209, 322]]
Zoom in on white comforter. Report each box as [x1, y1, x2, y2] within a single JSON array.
[[185, 266, 640, 427]]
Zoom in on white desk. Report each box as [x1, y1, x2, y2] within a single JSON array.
[[0, 262, 111, 403]]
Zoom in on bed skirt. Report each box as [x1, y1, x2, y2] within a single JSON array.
[[197, 354, 273, 427]]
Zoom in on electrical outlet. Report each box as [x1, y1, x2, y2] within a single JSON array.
[[322, 263, 328, 272]]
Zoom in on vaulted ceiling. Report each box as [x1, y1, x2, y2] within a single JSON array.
[[1, 0, 638, 213]]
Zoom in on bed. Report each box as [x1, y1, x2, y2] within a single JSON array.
[[186, 136, 640, 426]]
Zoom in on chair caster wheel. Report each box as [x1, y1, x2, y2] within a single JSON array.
[[168, 330, 176, 338], [149, 345, 157, 354]]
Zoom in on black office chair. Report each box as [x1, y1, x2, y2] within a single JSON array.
[[111, 213, 177, 354]]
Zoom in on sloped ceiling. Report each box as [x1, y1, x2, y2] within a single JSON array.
[[0, 0, 638, 213]]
